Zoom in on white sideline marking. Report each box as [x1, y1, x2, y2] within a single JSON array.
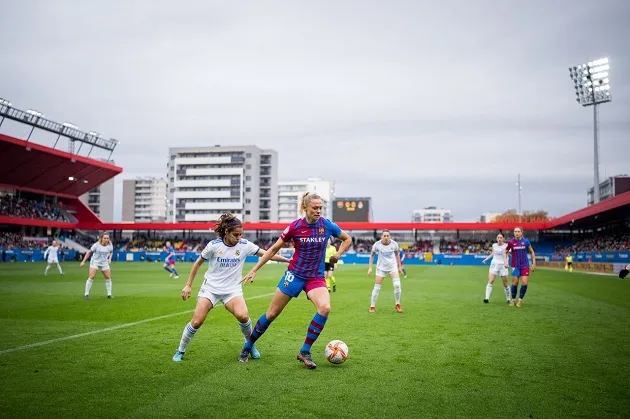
[[0, 292, 275, 356]]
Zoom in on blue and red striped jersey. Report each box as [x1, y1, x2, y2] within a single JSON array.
[[506, 238, 531, 268], [280, 217, 342, 278]]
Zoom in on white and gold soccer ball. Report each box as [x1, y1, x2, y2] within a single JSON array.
[[325, 340, 348, 364]]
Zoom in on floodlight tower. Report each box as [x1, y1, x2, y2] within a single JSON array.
[[568, 57, 611, 204]]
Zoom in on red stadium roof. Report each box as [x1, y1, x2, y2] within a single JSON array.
[[545, 191, 630, 230], [83, 221, 549, 231], [0, 133, 122, 198]]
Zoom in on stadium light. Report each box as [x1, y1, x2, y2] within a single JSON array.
[[517, 174, 523, 220], [568, 57, 612, 204]]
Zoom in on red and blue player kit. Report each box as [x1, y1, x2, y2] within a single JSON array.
[[506, 238, 531, 277], [277, 217, 342, 297], [165, 246, 176, 265]]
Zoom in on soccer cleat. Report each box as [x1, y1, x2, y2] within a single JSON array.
[[506, 299, 511, 304], [516, 299, 523, 308], [483, 299, 489, 304], [369, 306, 375, 313], [395, 304, 403, 313], [333, 285, 336, 292], [174, 276, 180, 279], [84, 295, 90, 300], [297, 351, 317, 369], [238, 348, 250, 363], [172, 351, 185, 362], [250, 345, 261, 359], [509, 300, 515, 307], [107, 295, 114, 299]]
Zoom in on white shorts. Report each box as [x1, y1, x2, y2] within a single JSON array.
[[198, 286, 243, 307], [47, 258, 59, 264], [376, 268, 399, 278], [489, 263, 508, 277], [90, 263, 111, 272]]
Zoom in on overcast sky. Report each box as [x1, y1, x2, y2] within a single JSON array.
[[1, 0, 628, 222]]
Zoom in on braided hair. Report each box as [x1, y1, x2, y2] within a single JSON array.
[[214, 213, 243, 238]]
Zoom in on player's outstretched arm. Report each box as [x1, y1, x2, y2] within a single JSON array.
[[182, 256, 204, 300], [242, 238, 286, 284], [261, 249, 290, 264], [80, 251, 92, 268]]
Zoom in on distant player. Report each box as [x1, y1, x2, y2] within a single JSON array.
[[238, 192, 352, 369], [504, 227, 536, 307], [172, 213, 290, 362], [368, 230, 404, 313], [163, 241, 180, 279], [80, 233, 114, 300], [399, 248, 408, 278], [43, 240, 64, 276], [564, 254, 573, 273], [482, 233, 510, 304], [325, 238, 337, 292], [619, 265, 629, 279]]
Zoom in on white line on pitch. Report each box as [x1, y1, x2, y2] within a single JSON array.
[[0, 292, 275, 356]]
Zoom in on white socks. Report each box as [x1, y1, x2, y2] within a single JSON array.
[[57, 263, 63, 274], [178, 322, 198, 353], [45, 265, 51, 275], [105, 279, 112, 296], [485, 283, 493, 300], [370, 284, 382, 307], [393, 279, 402, 305], [504, 286, 511, 301], [239, 318, 253, 342], [85, 278, 94, 296]]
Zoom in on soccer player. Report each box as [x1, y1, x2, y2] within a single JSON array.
[[325, 238, 337, 292], [564, 254, 573, 273], [482, 233, 510, 304], [163, 241, 180, 279], [43, 240, 64, 276], [172, 213, 291, 362], [619, 265, 629, 279], [80, 233, 114, 300], [504, 227, 536, 307], [237, 192, 352, 369], [368, 230, 404, 313], [399, 248, 408, 278]]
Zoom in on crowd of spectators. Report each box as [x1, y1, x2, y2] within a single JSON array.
[[0, 232, 70, 251], [439, 238, 492, 254], [0, 195, 72, 222], [554, 234, 630, 253], [125, 236, 202, 252]]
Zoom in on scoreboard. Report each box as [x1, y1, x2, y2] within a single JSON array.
[[332, 197, 371, 222]]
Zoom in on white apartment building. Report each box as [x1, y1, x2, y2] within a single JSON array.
[[278, 178, 335, 222], [122, 177, 168, 222], [412, 206, 453, 223], [79, 176, 115, 222], [167, 145, 278, 222]]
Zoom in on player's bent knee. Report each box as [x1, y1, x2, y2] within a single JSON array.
[[317, 303, 331, 316], [234, 312, 249, 323]]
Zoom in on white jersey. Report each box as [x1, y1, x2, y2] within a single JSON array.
[[200, 238, 260, 294], [491, 243, 507, 265], [90, 242, 113, 265], [371, 239, 400, 272], [45, 246, 59, 262]]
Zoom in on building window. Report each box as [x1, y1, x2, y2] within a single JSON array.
[[246, 187, 251, 192], [246, 164, 251, 169]]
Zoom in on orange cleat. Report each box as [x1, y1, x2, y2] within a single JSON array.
[[369, 306, 375, 313], [395, 304, 403, 313]]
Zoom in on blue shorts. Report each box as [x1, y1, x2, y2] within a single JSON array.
[[512, 267, 530, 277], [277, 270, 327, 298]]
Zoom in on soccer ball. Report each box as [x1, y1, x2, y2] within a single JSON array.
[[325, 340, 348, 364]]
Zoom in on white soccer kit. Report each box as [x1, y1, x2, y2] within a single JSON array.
[[198, 238, 260, 306], [44, 246, 59, 263], [372, 240, 400, 277], [489, 243, 508, 276], [90, 242, 113, 271]]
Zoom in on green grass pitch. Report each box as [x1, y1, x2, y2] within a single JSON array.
[[1, 262, 629, 418]]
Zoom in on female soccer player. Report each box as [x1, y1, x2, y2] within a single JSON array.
[[237, 192, 352, 369], [367, 230, 404, 313], [163, 241, 179, 279], [172, 213, 290, 362], [504, 227, 536, 307], [80, 233, 114, 299], [43, 240, 64, 276], [482, 233, 510, 304], [325, 238, 337, 292]]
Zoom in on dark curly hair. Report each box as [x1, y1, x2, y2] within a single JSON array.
[[214, 213, 243, 238]]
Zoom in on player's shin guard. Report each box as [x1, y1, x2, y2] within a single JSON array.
[[57, 263, 63, 274], [301, 313, 328, 353], [244, 314, 271, 350], [519, 284, 528, 299], [85, 278, 94, 296], [504, 286, 511, 301], [238, 318, 252, 341], [105, 279, 112, 296], [370, 284, 382, 307], [171, 268, 179, 276], [393, 279, 402, 305], [485, 283, 493, 300], [510, 285, 518, 300], [45, 265, 51, 275], [178, 322, 198, 353]]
